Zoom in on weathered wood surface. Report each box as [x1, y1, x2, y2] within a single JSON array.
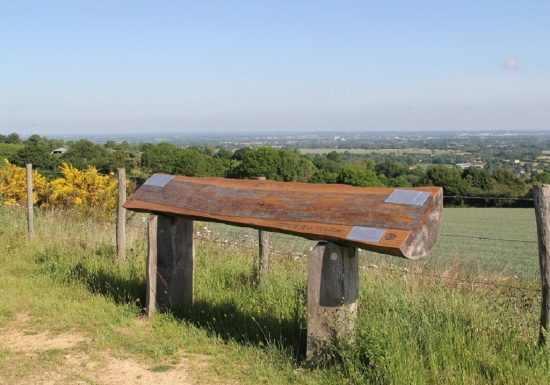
[[534, 185, 550, 346], [26, 164, 34, 239], [125, 174, 443, 259], [258, 230, 270, 278], [146, 215, 158, 316], [147, 214, 194, 310], [116, 168, 126, 260], [307, 242, 358, 364]]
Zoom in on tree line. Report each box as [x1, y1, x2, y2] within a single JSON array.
[[2, 133, 549, 205]]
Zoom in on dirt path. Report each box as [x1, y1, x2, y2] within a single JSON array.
[[0, 314, 224, 385]]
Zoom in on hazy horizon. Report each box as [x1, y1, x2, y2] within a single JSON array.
[[2, 1, 549, 136]]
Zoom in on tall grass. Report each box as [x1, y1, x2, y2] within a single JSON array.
[[0, 207, 549, 384]]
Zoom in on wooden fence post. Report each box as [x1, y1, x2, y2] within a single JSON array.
[[306, 241, 359, 364], [116, 168, 126, 260], [258, 229, 270, 278], [534, 184, 550, 346], [255, 177, 270, 278], [146, 215, 158, 316], [26, 164, 34, 239], [147, 214, 194, 312]]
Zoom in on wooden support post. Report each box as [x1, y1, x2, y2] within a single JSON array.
[[146, 215, 158, 316], [258, 229, 270, 278], [534, 184, 550, 346], [146, 214, 194, 314], [306, 241, 359, 364], [116, 168, 126, 260], [254, 176, 270, 279], [26, 164, 34, 239]]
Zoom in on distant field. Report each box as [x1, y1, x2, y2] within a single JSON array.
[[207, 207, 539, 279], [298, 148, 467, 156]]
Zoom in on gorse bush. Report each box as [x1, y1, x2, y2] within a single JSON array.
[[0, 160, 120, 218], [46, 163, 118, 216], [0, 159, 48, 205]]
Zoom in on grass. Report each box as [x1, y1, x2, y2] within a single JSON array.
[[1, 207, 549, 384]]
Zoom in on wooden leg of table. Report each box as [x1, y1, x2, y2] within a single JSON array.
[[148, 214, 194, 313], [306, 241, 359, 364]]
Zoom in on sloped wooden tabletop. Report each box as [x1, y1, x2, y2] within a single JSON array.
[[125, 174, 443, 259]]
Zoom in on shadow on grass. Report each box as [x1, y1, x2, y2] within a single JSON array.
[[69, 260, 307, 359], [172, 299, 307, 358], [71, 260, 147, 307]]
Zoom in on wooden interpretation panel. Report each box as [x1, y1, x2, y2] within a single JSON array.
[[125, 174, 443, 259]]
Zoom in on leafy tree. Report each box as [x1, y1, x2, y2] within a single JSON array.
[[141, 142, 181, 174], [5, 133, 21, 144], [10, 139, 59, 172], [533, 172, 550, 184], [231, 147, 251, 161], [215, 148, 233, 159], [0, 143, 23, 160], [389, 174, 420, 187], [200, 145, 216, 157], [326, 151, 341, 162], [491, 168, 526, 196], [337, 164, 383, 187], [376, 161, 408, 179], [277, 149, 316, 182], [61, 140, 111, 172], [311, 155, 343, 174], [463, 167, 495, 191], [173, 148, 209, 176], [311, 169, 339, 183], [230, 147, 316, 182], [232, 147, 281, 180], [422, 165, 469, 196]]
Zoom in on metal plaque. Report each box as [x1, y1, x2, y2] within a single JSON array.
[[144, 174, 174, 188], [346, 226, 385, 243], [384, 189, 430, 206]]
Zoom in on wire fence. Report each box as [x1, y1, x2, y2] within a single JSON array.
[[32, 199, 540, 297], [51, 220, 541, 295], [12, 165, 544, 298], [443, 195, 534, 201], [12, 164, 549, 349], [440, 233, 537, 244]]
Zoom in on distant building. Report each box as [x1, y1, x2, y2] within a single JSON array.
[[50, 146, 69, 155], [513, 166, 527, 177], [455, 163, 472, 170], [455, 162, 484, 170]]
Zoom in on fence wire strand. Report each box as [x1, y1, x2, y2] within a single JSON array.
[[444, 195, 534, 201], [50, 216, 540, 293], [41, 219, 541, 295], [440, 233, 538, 244]]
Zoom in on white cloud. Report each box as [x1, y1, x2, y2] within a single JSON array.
[[503, 58, 519, 70]]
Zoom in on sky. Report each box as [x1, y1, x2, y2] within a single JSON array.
[[1, 0, 549, 135]]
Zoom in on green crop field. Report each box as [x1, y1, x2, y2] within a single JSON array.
[[0, 207, 547, 385], [204, 207, 539, 279], [298, 148, 467, 156]]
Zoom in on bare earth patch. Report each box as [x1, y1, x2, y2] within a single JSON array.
[[0, 313, 229, 385]]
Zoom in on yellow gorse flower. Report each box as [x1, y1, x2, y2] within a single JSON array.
[[0, 159, 48, 206], [0, 161, 121, 218]]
